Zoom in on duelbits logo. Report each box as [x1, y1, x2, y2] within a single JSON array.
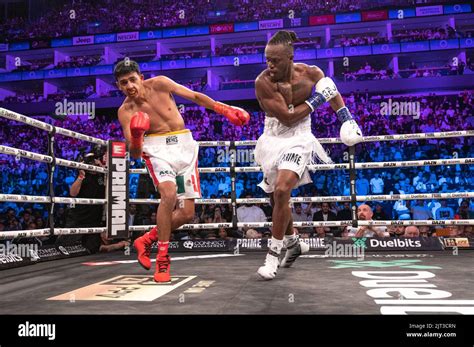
[[352, 237, 367, 249], [370, 238, 421, 248]]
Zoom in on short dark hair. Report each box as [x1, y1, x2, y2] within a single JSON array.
[[113, 59, 141, 80], [267, 30, 298, 51]]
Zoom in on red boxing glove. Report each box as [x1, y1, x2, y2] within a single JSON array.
[[130, 111, 150, 149], [213, 102, 250, 126]]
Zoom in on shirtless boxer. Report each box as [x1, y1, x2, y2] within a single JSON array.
[[114, 59, 249, 282], [254, 31, 363, 279]]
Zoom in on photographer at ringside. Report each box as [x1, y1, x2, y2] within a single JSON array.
[[59, 145, 109, 253]]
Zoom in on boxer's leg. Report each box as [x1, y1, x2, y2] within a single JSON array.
[[170, 199, 195, 229], [150, 181, 179, 282], [258, 169, 298, 280], [270, 192, 294, 236], [271, 169, 299, 241], [156, 181, 177, 242]]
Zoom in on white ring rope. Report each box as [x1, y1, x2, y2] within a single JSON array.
[[0, 107, 106, 145], [3, 192, 473, 206], [198, 130, 474, 146], [3, 218, 474, 239], [129, 192, 474, 205], [0, 228, 51, 240], [0, 145, 107, 173], [130, 158, 474, 174]]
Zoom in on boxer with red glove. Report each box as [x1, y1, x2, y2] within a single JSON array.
[[115, 58, 251, 282]]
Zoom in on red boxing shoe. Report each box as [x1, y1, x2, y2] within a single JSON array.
[[154, 255, 171, 282], [133, 233, 153, 270]]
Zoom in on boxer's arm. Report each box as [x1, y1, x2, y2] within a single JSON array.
[[311, 68, 363, 146], [255, 76, 312, 127], [307, 65, 346, 113], [117, 107, 142, 159], [152, 76, 249, 125], [152, 76, 217, 110], [69, 171, 85, 197]]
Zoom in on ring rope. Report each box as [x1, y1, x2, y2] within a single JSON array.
[[198, 130, 474, 146], [0, 107, 107, 145], [2, 192, 473, 205], [130, 158, 474, 174], [0, 145, 107, 173]]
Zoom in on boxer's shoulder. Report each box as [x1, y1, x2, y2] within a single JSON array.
[[118, 99, 134, 114], [303, 64, 325, 83], [146, 75, 171, 90], [255, 70, 277, 93]]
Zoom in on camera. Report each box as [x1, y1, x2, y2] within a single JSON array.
[[80, 145, 107, 165]]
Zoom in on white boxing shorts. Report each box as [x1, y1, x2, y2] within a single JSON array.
[[254, 116, 333, 193], [142, 129, 201, 199]]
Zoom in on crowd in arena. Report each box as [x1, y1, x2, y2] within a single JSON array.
[[1, 91, 473, 240], [1, 0, 446, 43]]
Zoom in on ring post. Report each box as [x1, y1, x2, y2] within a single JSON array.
[[47, 127, 56, 236], [348, 145, 358, 228], [229, 141, 238, 234]]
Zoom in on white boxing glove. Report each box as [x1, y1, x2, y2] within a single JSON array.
[[315, 77, 339, 102], [337, 107, 363, 146]]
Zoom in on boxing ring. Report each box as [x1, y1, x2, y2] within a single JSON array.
[[1, 106, 474, 315]]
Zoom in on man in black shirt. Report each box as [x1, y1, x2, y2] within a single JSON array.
[[313, 202, 338, 236], [64, 150, 106, 253]]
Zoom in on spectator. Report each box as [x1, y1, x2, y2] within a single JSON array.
[[347, 204, 389, 237], [236, 195, 267, 223], [245, 229, 262, 239], [403, 226, 420, 238], [337, 202, 352, 220], [356, 172, 370, 196], [128, 204, 138, 226], [314, 226, 326, 238], [411, 200, 433, 220], [312, 202, 338, 235], [435, 200, 454, 220], [370, 172, 384, 194], [373, 203, 388, 220]]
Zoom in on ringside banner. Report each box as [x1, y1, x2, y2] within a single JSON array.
[[107, 141, 129, 239]]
